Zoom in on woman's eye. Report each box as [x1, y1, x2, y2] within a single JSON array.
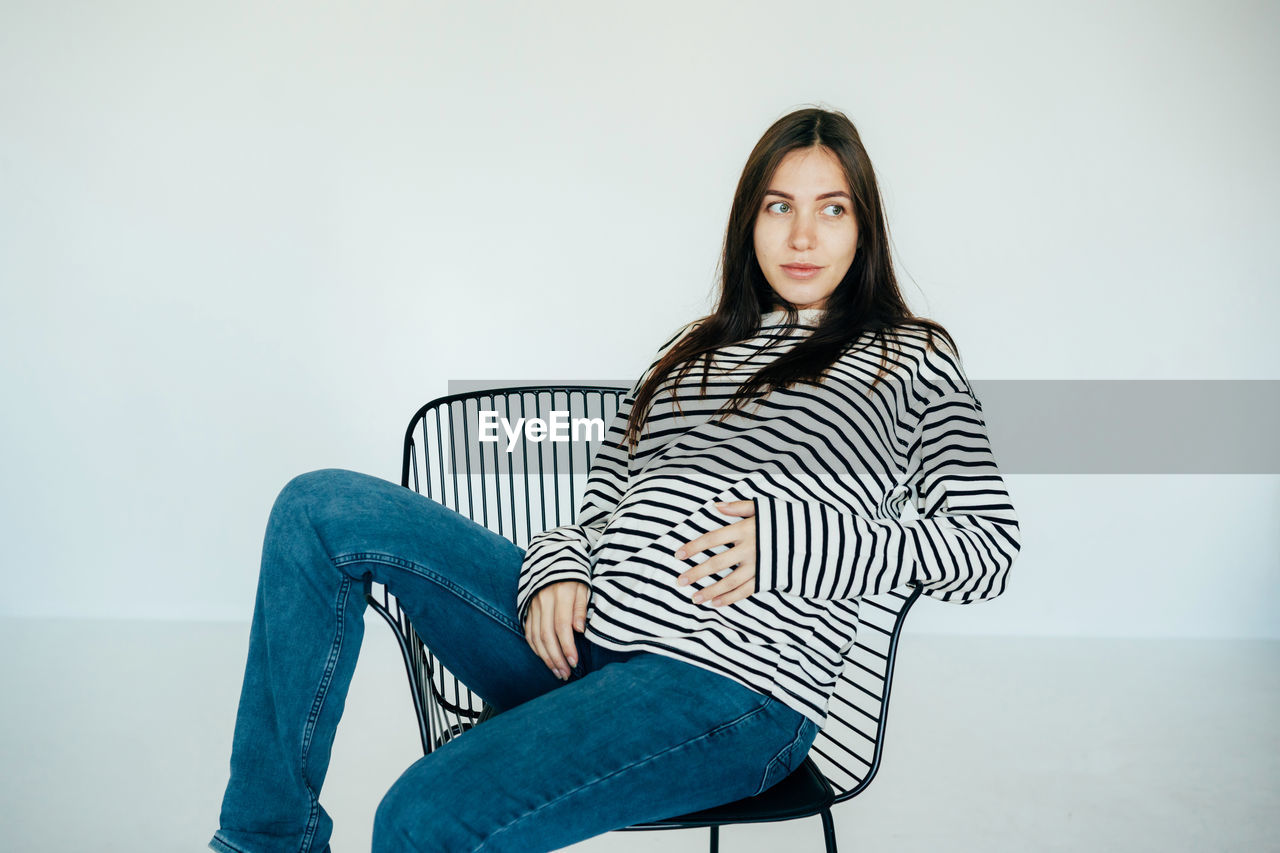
[[764, 200, 845, 215]]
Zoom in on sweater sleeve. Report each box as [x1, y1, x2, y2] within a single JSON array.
[[515, 319, 701, 626], [751, 361, 1021, 605]]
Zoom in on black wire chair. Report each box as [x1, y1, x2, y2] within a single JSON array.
[[365, 385, 923, 852]]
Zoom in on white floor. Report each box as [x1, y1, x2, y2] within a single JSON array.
[[1, 618, 1276, 853]]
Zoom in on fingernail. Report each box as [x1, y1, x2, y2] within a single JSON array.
[[575, 620, 585, 631], [677, 576, 688, 586], [692, 594, 703, 603], [568, 657, 577, 667], [675, 549, 686, 559]]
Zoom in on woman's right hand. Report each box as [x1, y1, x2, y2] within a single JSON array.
[[523, 580, 590, 681]]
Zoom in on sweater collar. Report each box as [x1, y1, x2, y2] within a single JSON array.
[[760, 306, 826, 328]]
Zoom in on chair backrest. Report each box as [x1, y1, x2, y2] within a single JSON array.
[[381, 385, 920, 802], [371, 386, 627, 752]]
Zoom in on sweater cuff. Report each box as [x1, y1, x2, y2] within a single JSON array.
[[516, 559, 591, 626], [752, 494, 790, 595]]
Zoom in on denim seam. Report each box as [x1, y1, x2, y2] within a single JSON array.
[[208, 833, 249, 853], [296, 573, 353, 853], [332, 552, 524, 636], [754, 717, 811, 797], [473, 696, 776, 852]]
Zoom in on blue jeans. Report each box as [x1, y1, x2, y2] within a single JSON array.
[[209, 468, 819, 853]]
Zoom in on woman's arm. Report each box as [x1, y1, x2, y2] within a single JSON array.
[[515, 319, 702, 626], [750, 381, 1022, 604], [514, 390, 636, 627]]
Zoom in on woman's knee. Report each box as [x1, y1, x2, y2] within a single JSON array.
[[279, 467, 364, 500], [272, 467, 369, 515], [265, 468, 378, 540]]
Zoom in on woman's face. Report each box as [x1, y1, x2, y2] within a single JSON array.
[[752, 145, 859, 311]]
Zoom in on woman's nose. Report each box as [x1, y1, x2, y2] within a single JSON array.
[[789, 215, 816, 250]]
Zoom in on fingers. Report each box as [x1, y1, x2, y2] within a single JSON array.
[[693, 563, 757, 606], [573, 584, 589, 632], [539, 598, 571, 678], [523, 581, 586, 681], [678, 525, 756, 585], [674, 508, 758, 607], [675, 517, 747, 561], [524, 594, 555, 676], [674, 503, 757, 567], [674, 528, 729, 561], [560, 601, 581, 666]]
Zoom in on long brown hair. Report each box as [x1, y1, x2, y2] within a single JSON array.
[[622, 105, 958, 453]]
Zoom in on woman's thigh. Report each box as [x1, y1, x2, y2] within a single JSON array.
[[283, 467, 564, 710], [371, 651, 819, 853]]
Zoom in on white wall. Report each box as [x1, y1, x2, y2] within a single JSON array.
[[1, 0, 1276, 635]]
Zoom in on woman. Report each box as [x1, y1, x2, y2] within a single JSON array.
[[210, 106, 1021, 853]]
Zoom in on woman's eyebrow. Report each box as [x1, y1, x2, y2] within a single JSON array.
[[763, 189, 852, 201]]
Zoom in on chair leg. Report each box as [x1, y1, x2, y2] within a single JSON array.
[[820, 808, 837, 853], [709, 824, 719, 853]]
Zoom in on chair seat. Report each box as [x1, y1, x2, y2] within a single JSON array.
[[622, 756, 835, 829]]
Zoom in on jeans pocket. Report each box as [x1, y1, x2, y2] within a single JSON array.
[[751, 716, 820, 797]]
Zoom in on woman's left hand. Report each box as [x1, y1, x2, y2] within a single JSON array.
[[673, 500, 757, 607]]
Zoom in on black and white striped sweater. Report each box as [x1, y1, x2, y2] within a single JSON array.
[[516, 307, 1022, 726]]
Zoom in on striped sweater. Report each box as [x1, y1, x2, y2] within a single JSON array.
[[516, 307, 1022, 726]]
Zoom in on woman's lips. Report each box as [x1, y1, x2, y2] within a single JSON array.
[[781, 264, 822, 280]]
